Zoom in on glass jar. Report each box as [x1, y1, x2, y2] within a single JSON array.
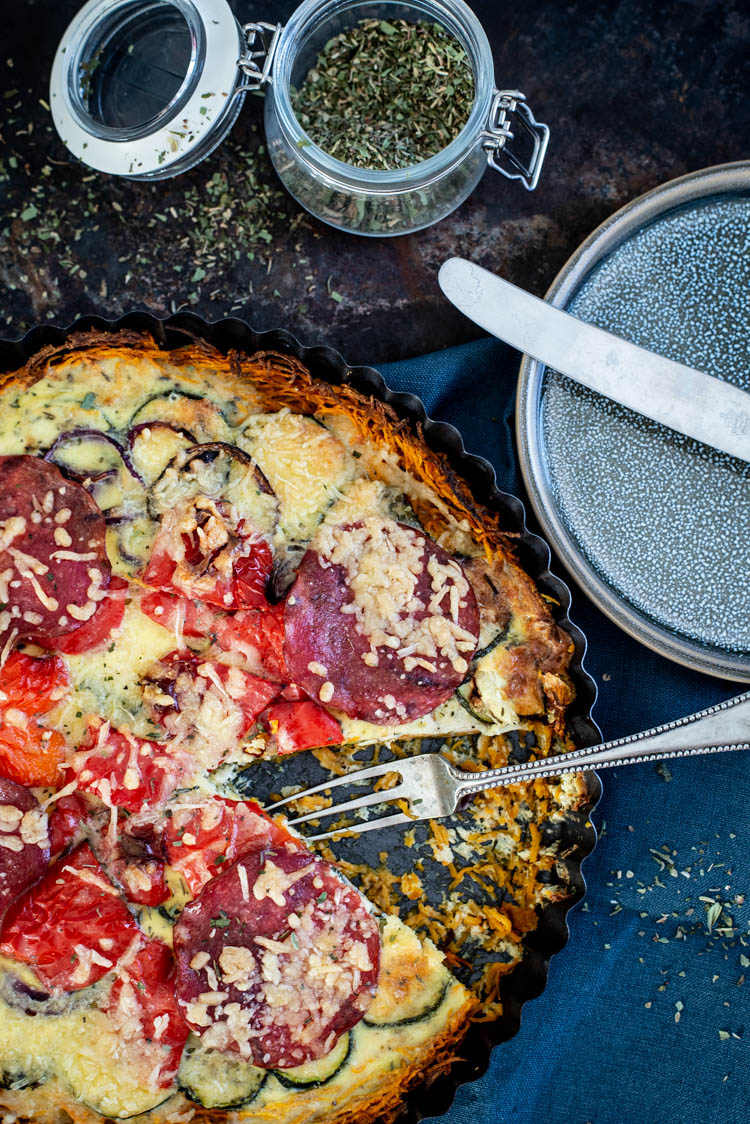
[[50, 0, 549, 236]]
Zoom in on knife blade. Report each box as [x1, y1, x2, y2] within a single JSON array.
[[438, 257, 750, 464]]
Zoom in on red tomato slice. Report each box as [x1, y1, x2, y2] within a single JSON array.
[[70, 721, 185, 814], [48, 791, 89, 857], [262, 700, 343, 755], [141, 545, 174, 590], [140, 588, 222, 641], [105, 938, 189, 1087], [43, 576, 128, 655], [0, 842, 140, 991], [91, 822, 170, 907], [145, 649, 281, 740], [0, 723, 67, 788], [213, 602, 289, 681], [223, 539, 273, 610], [0, 651, 68, 714], [143, 500, 273, 613], [0, 651, 70, 787], [115, 862, 169, 907], [164, 795, 295, 897]]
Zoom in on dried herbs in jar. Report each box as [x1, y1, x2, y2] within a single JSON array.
[[291, 18, 475, 170]]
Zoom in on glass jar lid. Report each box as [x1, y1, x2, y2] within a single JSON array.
[[49, 0, 255, 179]]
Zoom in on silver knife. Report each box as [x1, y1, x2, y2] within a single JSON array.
[[438, 257, 750, 464]]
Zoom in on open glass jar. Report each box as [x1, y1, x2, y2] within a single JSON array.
[[50, 0, 549, 236]]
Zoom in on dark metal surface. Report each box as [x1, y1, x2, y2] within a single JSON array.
[[1, 1, 748, 361], [0, 311, 601, 1122]]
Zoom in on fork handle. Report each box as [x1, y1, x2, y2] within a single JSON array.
[[452, 690, 750, 798]]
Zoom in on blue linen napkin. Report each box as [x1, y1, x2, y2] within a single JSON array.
[[379, 339, 748, 1124]]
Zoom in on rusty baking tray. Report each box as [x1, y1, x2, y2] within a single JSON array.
[[0, 311, 602, 1123]]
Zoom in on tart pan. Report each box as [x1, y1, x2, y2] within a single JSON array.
[[0, 311, 602, 1123]]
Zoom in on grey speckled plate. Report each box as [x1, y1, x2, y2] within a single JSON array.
[[517, 162, 750, 681]]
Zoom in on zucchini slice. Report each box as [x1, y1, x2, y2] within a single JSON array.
[[473, 623, 510, 663], [454, 685, 494, 726], [274, 1031, 351, 1089], [81, 1093, 173, 1120], [0, 1069, 43, 1092], [363, 977, 450, 1029], [178, 1043, 267, 1109]]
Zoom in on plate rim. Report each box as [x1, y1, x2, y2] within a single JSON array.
[[0, 311, 603, 1124], [516, 159, 750, 682]]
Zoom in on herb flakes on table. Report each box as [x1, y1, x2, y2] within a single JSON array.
[[0, 75, 308, 330], [291, 18, 475, 171]]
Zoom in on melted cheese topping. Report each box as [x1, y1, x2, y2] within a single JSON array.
[[57, 597, 176, 742], [240, 409, 356, 541], [0, 803, 49, 851]]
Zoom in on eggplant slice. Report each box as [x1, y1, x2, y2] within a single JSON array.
[[148, 442, 278, 537]]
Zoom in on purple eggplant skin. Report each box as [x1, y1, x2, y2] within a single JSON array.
[[118, 822, 167, 863], [146, 441, 276, 523], [0, 972, 103, 1017], [169, 441, 274, 494], [44, 429, 144, 485], [84, 468, 122, 507], [105, 510, 136, 527], [116, 543, 147, 567], [105, 513, 157, 567], [269, 542, 306, 602]]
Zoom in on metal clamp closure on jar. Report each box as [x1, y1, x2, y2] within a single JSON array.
[[50, 0, 551, 234], [235, 22, 284, 94], [482, 90, 550, 192]]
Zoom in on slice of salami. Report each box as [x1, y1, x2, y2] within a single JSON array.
[[174, 844, 380, 1069], [0, 776, 50, 921], [284, 518, 480, 725], [0, 456, 111, 651]]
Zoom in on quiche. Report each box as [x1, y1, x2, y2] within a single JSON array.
[[0, 332, 588, 1124]]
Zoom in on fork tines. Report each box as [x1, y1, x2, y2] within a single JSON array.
[[265, 759, 412, 841]]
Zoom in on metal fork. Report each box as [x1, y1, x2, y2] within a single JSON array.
[[266, 692, 750, 840]]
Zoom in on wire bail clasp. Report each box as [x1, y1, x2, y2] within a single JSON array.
[[236, 21, 284, 92], [482, 89, 550, 192]]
